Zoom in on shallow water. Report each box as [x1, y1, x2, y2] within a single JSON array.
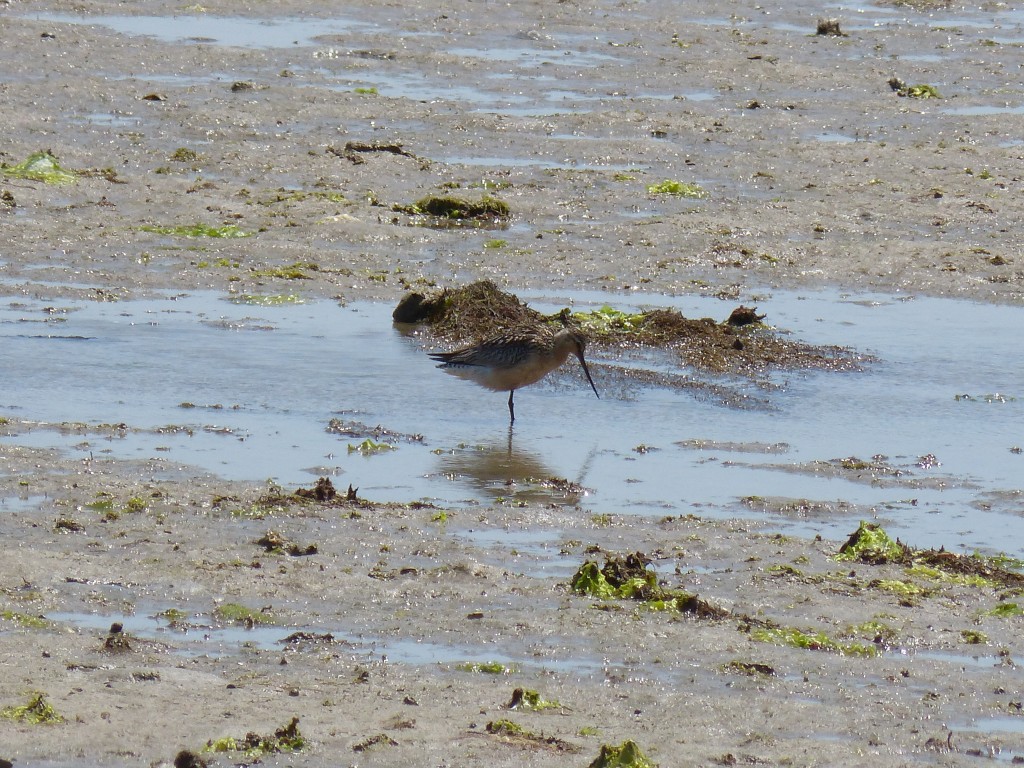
[[48, 608, 607, 674], [29, 12, 377, 48], [3, 286, 1024, 556]]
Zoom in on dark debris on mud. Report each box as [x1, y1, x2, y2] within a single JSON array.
[[254, 477, 435, 513]]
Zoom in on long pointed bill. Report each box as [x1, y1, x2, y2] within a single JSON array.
[[576, 353, 600, 399]]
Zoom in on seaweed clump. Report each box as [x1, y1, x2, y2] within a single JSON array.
[[394, 281, 863, 376], [2, 150, 78, 184], [571, 552, 728, 618], [646, 179, 706, 198], [102, 622, 133, 653], [587, 740, 657, 768], [581, 305, 859, 375], [255, 530, 318, 556], [837, 521, 911, 564], [816, 18, 847, 36], [838, 521, 1024, 589], [392, 279, 541, 338], [1, 692, 63, 724], [205, 717, 305, 756], [415, 195, 509, 219], [269, 476, 359, 505], [507, 687, 561, 711], [485, 719, 580, 753], [393, 195, 511, 228], [888, 77, 942, 99]]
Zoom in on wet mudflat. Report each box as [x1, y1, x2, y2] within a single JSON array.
[[2, 0, 1024, 765]]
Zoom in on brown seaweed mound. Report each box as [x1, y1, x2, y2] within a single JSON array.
[[395, 281, 866, 378]]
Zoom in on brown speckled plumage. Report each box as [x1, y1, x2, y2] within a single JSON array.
[[429, 325, 599, 423]]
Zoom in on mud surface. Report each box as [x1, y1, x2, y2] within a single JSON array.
[[2, 0, 1024, 765]]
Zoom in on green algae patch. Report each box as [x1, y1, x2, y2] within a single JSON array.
[[913, 550, 1024, 589], [487, 719, 525, 735], [837, 521, 910, 564], [86, 496, 115, 513], [906, 563, 994, 589], [159, 608, 189, 626], [169, 147, 201, 162], [348, 438, 396, 455], [839, 522, 1024, 595], [986, 602, 1024, 618], [587, 739, 657, 768], [988, 553, 1024, 572], [486, 719, 580, 753], [750, 625, 877, 657], [1, 692, 63, 724], [125, 496, 147, 513], [869, 578, 927, 599], [0, 610, 49, 629], [205, 717, 305, 756], [2, 151, 78, 185], [889, 78, 942, 99], [961, 629, 989, 644], [214, 603, 277, 626], [142, 223, 249, 238], [646, 179, 706, 198], [571, 562, 619, 599], [573, 306, 646, 335], [571, 553, 728, 619], [251, 262, 320, 280], [83, 492, 148, 520], [851, 620, 899, 646], [508, 687, 562, 711]]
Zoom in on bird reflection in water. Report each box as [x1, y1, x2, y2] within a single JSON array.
[[434, 432, 596, 505]]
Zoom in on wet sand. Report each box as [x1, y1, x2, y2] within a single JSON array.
[[2, 0, 1023, 764]]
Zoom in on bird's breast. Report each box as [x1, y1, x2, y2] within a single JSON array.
[[438, 350, 569, 392]]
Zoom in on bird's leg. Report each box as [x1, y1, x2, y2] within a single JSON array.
[[507, 390, 515, 424]]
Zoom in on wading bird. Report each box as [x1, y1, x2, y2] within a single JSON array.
[[429, 324, 600, 423]]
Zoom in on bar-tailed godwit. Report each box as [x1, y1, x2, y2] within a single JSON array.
[[429, 324, 600, 423]]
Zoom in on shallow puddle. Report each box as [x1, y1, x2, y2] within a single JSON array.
[[0, 494, 52, 513], [28, 12, 377, 48], [890, 648, 1007, 670], [49, 610, 295, 658], [48, 608, 608, 674], [3, 286, 1024, 558]]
